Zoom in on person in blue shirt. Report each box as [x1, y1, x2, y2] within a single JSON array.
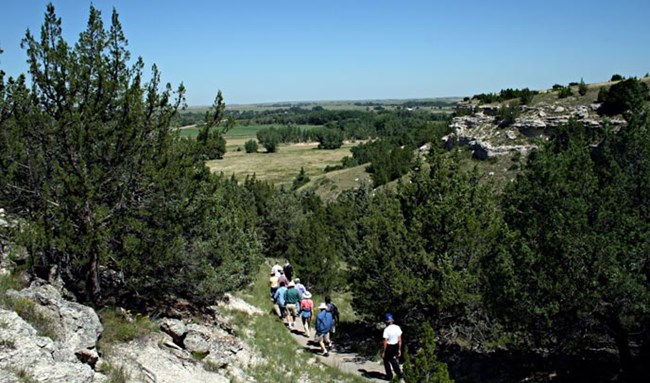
[[315, 302, 333, 356], [273, 282, 288, 320]]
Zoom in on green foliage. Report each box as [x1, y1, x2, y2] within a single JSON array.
[[364, 143, 415, 187], [485, 117, 650, 376], [244, 139, 258, 153], [598, 77, 649, 117], [558, 85, 573, 98], [196, 91, 231, 160], [313, 127, 344, 149], [0, 5, 263, 305], [256, 127, 280, 152], [597, 86, 609, 103], [291, 167, 310, 190], [286, 207, 341, 294], [471, 88, 538, 105], [2, 296, 58, 340], [496, 103, 520, 127], [611, 74, 624, 81], [98, 307, 158, 345], [403, 322, 454, 383], [350, 148, 502, 333], [578, 78, 588, 96]]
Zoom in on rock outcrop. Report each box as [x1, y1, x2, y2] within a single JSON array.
[[6, 283, 103, 354], [0, 308, 105, 383], [446, 103, 627, 159], [102, 316, 259, 383]]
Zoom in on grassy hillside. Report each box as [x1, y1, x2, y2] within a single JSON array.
[[299, 164, 372, 201]]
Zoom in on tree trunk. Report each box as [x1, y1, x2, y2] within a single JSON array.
[[88, 251, 101, 305], [611, 317, 633, 380]]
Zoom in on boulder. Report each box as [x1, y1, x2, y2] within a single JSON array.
[[5, 283, 102, 353], [184, 324, 212, 354], [0, 308, 97, 383], [105, 333, 230, 383], [160, 318, 187, 346], [218, 293, 264, 316]]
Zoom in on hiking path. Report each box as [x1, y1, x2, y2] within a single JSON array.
[[284, 319, 388, 381]]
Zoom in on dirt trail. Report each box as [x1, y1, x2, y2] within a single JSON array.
[[284, 319, 389, 381]]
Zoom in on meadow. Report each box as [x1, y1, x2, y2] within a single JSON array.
[[203, 122, 361, 187]]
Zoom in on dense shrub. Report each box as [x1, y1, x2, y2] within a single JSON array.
[[598, 77, 649, 116], [244, 139, 259, 153]]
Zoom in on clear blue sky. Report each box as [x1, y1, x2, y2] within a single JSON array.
[[2, 0, 649, 105]]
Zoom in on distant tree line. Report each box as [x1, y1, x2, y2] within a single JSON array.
[[472, 88, 538, 105]]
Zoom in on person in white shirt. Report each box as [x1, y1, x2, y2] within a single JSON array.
[[382, 313, 403, 381], [271, 261, 282, 277]]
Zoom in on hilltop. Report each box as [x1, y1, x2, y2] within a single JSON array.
[[446, 76, 650, 160]]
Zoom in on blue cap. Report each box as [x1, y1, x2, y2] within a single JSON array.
[[384, 313, 394, 322]]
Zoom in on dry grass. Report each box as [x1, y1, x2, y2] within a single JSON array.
[[300, 164, 372, 201], [207, 142, 358, 187]]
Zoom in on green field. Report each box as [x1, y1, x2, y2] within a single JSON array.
[[177, 123, 322, 139]]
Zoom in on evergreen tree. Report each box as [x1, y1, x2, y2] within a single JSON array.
[[0, 4, 261, 304], [350, 147, 502, 333], [403, 322, 454, 383], [196, 91, 233, 160], [291, 167, 310, 190], [485, 118, 650, 378], [578, 78, 588, 96]]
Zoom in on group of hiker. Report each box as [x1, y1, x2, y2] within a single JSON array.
[[269, 260, 403, 381], [269, 260, 340, 356]]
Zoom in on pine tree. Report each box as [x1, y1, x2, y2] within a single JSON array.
[[0, 5, 261, 304], [578, 78, 588, 96], [403, 322, 454, 383]]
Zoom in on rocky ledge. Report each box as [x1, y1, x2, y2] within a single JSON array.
[[1, 279, 263, 383], [445, 103, 626, 159]]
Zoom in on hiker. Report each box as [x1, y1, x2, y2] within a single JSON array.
[[273, 281, 288, 320], [325, 295, 339, 347], [271, 261, 283, 277], [294, 278, 306, 296], [277, 270, 289, 287], [283, 260, 294, 281], [315, 302, 333, 356], [300, 291, 314, 337], [269, 271, 279, 298], [382, 313, 403, 381], [284, 281, 301, 328]]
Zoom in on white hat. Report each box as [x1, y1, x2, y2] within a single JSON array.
[[318, 303, 328, 310], [303, 291, 312, 299]]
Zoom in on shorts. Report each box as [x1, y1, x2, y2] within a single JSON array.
[[286, 303, 298, 317], [315, 332, 330, 344]]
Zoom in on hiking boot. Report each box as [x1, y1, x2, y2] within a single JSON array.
[[322, 351, 329, 357]]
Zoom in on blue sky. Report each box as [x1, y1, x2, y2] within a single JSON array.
[[1, 0, 649, 105]]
